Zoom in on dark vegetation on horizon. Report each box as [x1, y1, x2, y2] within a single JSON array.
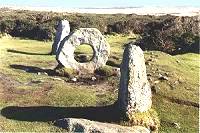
[[0, 8, 199, 54]]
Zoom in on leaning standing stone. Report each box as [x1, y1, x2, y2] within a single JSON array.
[[51, 20, 70, 55], [118, 43, 152, 119]]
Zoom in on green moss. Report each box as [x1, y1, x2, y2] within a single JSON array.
[[121, 109, 160, 132]]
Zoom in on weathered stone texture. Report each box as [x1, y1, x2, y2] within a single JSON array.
[[56, 28, 110, 73], [118, 43, 152, 119], [51, 20, 70, 55], [54, 118, 150, 133]]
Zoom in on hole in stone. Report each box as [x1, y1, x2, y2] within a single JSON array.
[[74, 44, 94, 63]]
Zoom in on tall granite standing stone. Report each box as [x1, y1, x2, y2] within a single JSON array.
[[118, 43, 152, 119], [51, 20, 70, 55]]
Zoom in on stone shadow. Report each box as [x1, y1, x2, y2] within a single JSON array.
[[7, 49, 50, 55], [10, 64, 57, 76], [1, 104, 120, 123]]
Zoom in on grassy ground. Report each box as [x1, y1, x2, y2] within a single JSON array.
[[0, 35, 199, 132]]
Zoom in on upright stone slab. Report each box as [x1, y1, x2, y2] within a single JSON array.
[[118, 43, 152, 119], [56, 28, 110, 73], [51, 20, 70, 55]]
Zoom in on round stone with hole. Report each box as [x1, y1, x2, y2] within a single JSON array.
[[56, 28, 110, 73]]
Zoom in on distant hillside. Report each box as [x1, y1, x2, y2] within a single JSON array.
[[1, 6, 200, 16], [0, 8, 199, 54]]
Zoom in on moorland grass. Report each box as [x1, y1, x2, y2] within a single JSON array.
[[0, 34, 199, 132]]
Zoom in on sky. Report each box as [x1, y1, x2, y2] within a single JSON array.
[[0, 0, 200, 8]]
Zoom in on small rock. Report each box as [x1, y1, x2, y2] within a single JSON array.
[[176, 60, 180, 63], [154, 80, 160, 84], [37, 72, 41, 75], [159, 76, 169, 81], [178, 77, 184, 83], [91, 76, 96, 81], [172, 122, 181, 129], [185, 87, 191, 90], [52, 77, 63, 81], [71, 77, 77, 82], [43, 72, 48, 75], [174, 80, 179, 85]]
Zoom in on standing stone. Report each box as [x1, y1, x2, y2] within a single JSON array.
[[118, 43, 152, 119], [51, 20, 70, 55], [56, 28, 110, 73]]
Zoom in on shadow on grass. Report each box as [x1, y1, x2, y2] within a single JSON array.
[[7, 49, 50, 55], [106, 60, 120, 68], [1, 104, 120, 123], [10, 64, 57, 76]]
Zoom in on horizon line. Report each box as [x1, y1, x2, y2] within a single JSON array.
[[1, 5, 200, 9]]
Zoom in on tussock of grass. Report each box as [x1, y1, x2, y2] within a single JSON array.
[[121, 109, 160, 132], [55, 65, 78, 78], [95, 65, 114, 76]]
